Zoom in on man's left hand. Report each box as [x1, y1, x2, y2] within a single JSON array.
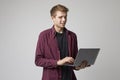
[[75, 60, 90, 70]]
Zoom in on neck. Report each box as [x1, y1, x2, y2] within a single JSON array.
[[54, 25, 64, 33]]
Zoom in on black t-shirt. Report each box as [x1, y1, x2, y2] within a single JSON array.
[[56, 31, 71, 80]]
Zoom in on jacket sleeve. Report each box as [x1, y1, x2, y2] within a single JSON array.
[[73, 34, 79, 70], [73, 34, 78, 59], [72, 34, 78, 59], [35, 33, 58, 68]]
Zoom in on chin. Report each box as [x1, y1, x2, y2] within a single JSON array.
[[61, 25, 65, 28], [57, 25, 65, 28], [61, 26, 65, 28]]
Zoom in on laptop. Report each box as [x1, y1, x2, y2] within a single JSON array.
[[64, 48, 100, 67]]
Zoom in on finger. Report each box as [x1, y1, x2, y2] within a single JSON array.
[[80, 64, 85, 69], [87, 65, 91, 67], [68, 59, 74, 63], [82, 60, 88, 67], [64, 57, 74, 63], [68, 57, 74, 62], [80, 63, 87, 68]]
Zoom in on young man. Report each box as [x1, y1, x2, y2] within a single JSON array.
[[35, 4, 88, 80]]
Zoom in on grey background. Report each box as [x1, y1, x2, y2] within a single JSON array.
[[0, 0, 120, 80]]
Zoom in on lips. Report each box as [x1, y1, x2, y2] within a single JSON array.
[[61, 23, 65, 25]]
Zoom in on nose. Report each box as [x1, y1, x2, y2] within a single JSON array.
[[62, 17, 66, 22]]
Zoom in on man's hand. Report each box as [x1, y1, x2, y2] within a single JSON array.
[[75, 60, 90, 70], [57, 57, 74, 66]]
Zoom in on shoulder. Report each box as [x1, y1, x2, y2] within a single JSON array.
[[67, 29, 77, 38], [39, 28, 52, 37]]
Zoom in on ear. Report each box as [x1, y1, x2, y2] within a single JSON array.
[[51, 16, 55, 20]]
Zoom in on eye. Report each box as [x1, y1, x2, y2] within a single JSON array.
[[58, 16, 67, 19], [64, 16, 67, 19], [58, 16, 62, 19]]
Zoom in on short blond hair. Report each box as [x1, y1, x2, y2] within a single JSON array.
[[50, 4, 69, 16]]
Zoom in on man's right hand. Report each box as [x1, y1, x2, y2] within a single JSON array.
[[57, 57, 74, 66]]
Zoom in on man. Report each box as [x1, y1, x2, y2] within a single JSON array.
[[35, 4, 88, 80]]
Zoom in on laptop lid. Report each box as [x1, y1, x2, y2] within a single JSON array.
[[64, 48, 100, 67], [74, 48, 100, 67]]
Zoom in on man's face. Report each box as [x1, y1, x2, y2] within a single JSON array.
[[52, 11, 67, 28]]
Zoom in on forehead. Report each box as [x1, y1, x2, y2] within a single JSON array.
[[55, 11, 67, 17]]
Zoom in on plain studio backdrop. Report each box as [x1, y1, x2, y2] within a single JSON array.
[[0, 0, 120, 80]]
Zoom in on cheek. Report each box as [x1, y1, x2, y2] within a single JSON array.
[[53, 18, 61, 24], [56, 19, 61, 23]]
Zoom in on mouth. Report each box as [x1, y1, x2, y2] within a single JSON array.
[[61, 23, 65, 25]]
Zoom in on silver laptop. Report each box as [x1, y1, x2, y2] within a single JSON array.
[[64, 48, 100, 67]]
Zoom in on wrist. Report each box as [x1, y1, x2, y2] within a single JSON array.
[[57, 60, 61, 66], [57, 60, 64, 66]]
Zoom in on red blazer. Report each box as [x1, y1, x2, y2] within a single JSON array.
[[35, 26, 78, 80]]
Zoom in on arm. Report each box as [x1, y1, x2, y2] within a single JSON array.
[[35, 33, 58, 68], [57, 57, 74, 66], [72, 34, 90, 70]]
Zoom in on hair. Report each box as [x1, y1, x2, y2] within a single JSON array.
[[50, 4, 69, 17]]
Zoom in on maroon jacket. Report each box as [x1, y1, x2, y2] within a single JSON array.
[[35, 26, 78, 80]]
